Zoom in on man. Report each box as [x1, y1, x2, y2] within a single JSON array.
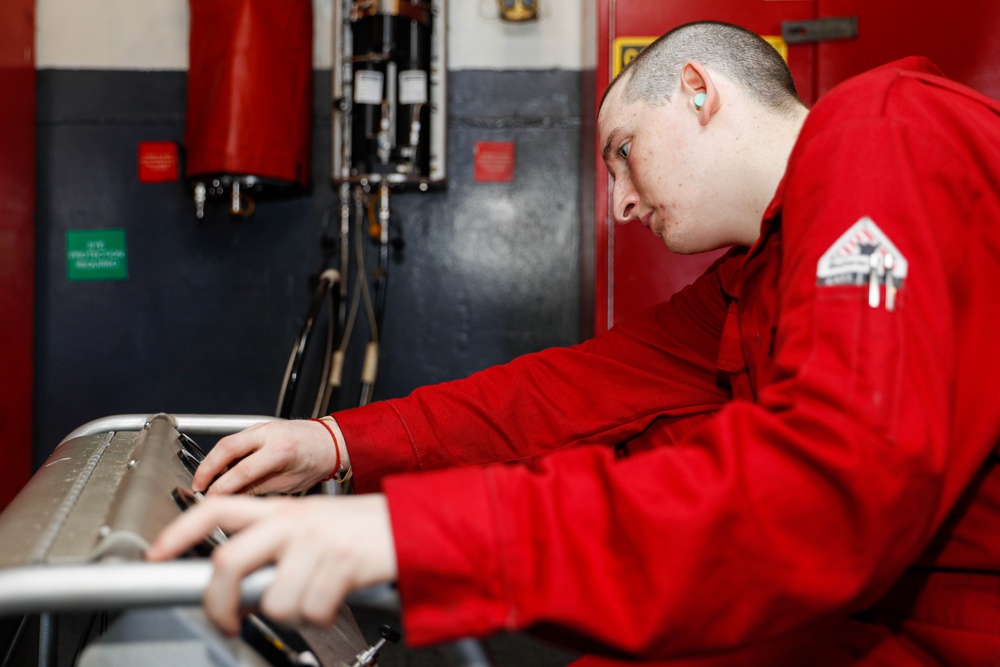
[[149, 21, 1000, 665]]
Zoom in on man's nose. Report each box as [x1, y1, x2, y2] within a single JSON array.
[[613, 180, 638, 225]]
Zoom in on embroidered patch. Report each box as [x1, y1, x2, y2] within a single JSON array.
[[816, 217, 908, 288]]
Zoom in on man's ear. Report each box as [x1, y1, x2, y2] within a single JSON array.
[[680, 61, 718, 127]]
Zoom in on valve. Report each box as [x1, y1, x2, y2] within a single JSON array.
[[348, 624, 401, 667]]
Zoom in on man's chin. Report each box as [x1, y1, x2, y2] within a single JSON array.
[[661, 236, 734, 256], [659, 234, 700, 255]]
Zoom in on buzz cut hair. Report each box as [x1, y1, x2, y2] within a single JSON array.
[[604, 21, 803, 114]]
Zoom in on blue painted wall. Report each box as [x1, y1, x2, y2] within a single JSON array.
[[33, 68, 586, 462]]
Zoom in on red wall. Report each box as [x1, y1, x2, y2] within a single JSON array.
[[0, 0, 36, 507]]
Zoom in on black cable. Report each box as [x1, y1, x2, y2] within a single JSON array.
[[276, 270, 342, 419], [71, 611, 102, 665], [316, 287, 344, 416], [0, 615, 29, 667]]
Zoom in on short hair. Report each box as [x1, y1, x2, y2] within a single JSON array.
[[604, 21, 803, 114]]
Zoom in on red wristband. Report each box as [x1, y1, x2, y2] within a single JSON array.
[[310, 417, 342, 482]]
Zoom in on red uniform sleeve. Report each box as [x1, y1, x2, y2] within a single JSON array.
[[336, 254, 738, 494], [381, 73, 1000, 659]]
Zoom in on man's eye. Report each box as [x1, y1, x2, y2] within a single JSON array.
[[618, 142, 630, 159]]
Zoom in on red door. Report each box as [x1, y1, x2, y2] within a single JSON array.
[[815, 0, 1000, 101], [593, 0, 1000, 334], [0, 0, 35, 507]]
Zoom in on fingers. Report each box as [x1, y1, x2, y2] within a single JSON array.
[[298, 554, 354, 626], [199, 424, 296, 497], [147, 495, 398, 635], [195, 420, 338, 497], [147, 496, 273, 561], [255, 497, 380, 627], [205, 513, 293, 634], [147, 496, 294, 635], [226, 496, 397, 629], [261, 538, 327, 626], [192, 425, 264, 493], [207, 452, 284, 497]]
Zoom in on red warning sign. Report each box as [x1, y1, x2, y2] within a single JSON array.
[[138, 141, 180, 183], [474, 141, 515, 183]]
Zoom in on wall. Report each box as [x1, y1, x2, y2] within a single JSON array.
[[0, 0, 35, 508], [33, 0, 592, 467]]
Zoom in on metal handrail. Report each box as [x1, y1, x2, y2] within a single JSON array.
[[0, 561, 407, 617], [0, 561, 271, 616], [59, 413, 280, 445]]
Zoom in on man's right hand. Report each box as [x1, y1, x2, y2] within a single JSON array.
[[193, 419, 346, 496], [147, 493, 397, 634]]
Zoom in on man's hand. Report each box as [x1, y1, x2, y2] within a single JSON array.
[[194, 419, 345, 496], [146, 494, 397, 634]]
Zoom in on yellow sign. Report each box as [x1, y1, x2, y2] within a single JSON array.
[[612, 35, 788, 77], [763, 36, 789, 63], [613, 36, 656, 77]]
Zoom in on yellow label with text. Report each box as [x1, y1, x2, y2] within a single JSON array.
[[613, 35, 788, 77]]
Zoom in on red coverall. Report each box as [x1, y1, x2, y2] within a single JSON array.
[[335, 59, 1000, 664]]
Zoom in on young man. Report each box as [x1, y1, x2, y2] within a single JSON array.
[[150, 21, 1000, 665]]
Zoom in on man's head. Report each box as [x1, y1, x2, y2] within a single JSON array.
[[604, 22, 802, 115], [599, 21, 807, 254]]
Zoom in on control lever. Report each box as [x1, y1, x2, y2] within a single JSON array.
[[349, 624, 401, 667]]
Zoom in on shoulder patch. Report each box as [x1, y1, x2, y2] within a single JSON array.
[[816, 217, 909, 287]]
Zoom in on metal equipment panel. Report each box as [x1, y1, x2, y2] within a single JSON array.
[[0, 414, 370, 667]]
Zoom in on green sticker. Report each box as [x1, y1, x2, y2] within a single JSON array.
[[66, 229, 128, 281]]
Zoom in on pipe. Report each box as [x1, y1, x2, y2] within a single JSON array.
[[60, 414, 279, 445], [0, 561, 405, 617], [0, 562, 273, 616]]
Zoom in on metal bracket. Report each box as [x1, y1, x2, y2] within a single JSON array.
[[782, 16, 858, 44]]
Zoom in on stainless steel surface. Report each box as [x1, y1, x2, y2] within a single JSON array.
[[0, 413, 373, 666], [78, 606, 273, 667], [100, 415, 198, 560], [0, 413, 491, 665], [0, 558, 400, 618], [0, 430, 139, 568], [0, 561, 273, 616], [0, 560, 378, 666], [0, 414, 201, 568], [59, 413, 278, 445]]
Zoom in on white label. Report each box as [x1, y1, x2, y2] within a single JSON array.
[[354, 70, 384, 105], [816, 216, 909, 287], [398, 70, 428, 105]]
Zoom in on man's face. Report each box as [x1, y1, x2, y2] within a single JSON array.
[[598, 82, 731, 255]]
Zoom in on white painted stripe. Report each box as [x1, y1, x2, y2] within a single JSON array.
[[37, 0, 192, 70], [37, 0, 333, 70], [37, 0, 586, 71], [448, 0, 585, 70]]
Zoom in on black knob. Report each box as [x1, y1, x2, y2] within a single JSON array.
[[379, 625, 401, 643]]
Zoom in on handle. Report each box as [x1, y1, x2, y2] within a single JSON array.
[[0, 561, 270, 616], [59, 413, 279, 445], [0, 561, 406, 618]]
